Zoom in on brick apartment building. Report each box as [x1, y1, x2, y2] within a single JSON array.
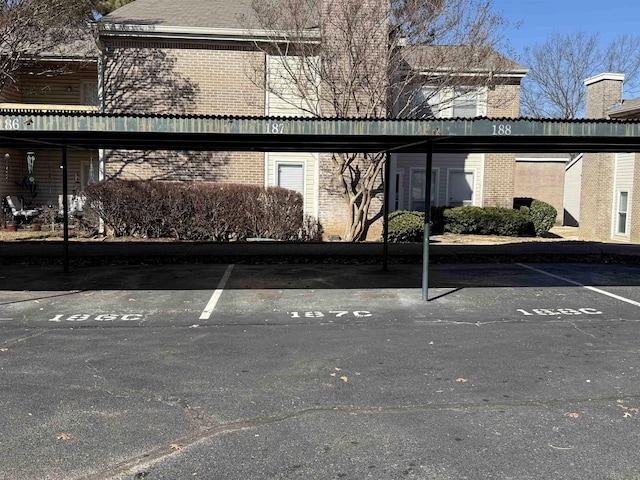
[[0, 33, 99, 214], [0, 0, 528, 240], [579, 73, 640, 243], [97, 0, 527, 240]]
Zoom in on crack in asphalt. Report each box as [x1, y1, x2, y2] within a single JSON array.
[[81, 394, 638, 480], [0, 329, 46, 347]]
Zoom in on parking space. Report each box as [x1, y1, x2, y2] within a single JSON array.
[[3, 261, 640, 329], [3, 261, 640, 479]]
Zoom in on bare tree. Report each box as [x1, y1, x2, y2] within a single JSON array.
[[520, 31, 640, 118], [244, 0, 511, 241], [0, 0, 102, 92]]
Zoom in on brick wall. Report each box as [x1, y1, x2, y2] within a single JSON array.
[[487, 83, 521, 118], [584, 73, 624, 119], [102, 40, 265, 184], [481, 82, 520, 209], [514, 161, 565, 223], [579, 152, 614, 240], [580, 74, 623, 241], [482, 153, 515, 208]]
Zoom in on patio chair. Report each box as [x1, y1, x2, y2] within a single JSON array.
[[5, 195, 39, 223]]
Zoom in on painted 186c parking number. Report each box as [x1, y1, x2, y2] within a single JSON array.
[[48, 314, 144, 322], [517, 308, 602, 316], [288, 311, 371, 319]]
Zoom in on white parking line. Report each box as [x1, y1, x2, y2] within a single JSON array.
[[199, 264, 235, 320], [518, 263, 640, 307]]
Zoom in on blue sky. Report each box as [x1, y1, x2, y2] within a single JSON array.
[[492, 0, 640, 58]]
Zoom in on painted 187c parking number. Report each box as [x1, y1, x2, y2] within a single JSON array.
[[288, 311, 371, 319], [517, 308, 602, 316]]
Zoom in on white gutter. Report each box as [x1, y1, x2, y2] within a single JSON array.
[[99, 23, 320, 43]]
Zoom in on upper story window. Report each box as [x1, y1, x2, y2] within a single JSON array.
[[405, 85, 485, 119], [411, 86, 440, 118], [451, 87, 479, 117], [81, 81, 99, 107]]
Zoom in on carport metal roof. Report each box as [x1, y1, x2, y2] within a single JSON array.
[[1, 110, 640, 153], [4, 110, 640, 299]]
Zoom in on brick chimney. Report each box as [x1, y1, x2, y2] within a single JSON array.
[[584, 72, 624, 119]]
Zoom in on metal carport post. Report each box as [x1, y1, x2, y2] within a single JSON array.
[[422, 143, 433, 302], [61, 146, 70, 274]]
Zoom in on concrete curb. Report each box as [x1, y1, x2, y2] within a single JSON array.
[[1, 239, 640, 262]]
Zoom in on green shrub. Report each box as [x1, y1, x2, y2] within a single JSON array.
[[387, 210, 425, 242], [443, 206, 484, 234], [529, 199, 557, 237], [444, 206, 528, 236]]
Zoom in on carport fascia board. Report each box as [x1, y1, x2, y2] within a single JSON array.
[[0, 112, 640, 153]]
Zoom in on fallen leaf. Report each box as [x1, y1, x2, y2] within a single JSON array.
[[549, 444, 574, 450], [618, 404, 629, 411], [129, 298, 136, 302], [189, 324, 199, 329], [456, 378, 468, 383], [57, 432, 72, 440], [564, 412, 580, 418], [170, 443, 181, 450], [334, 367, 342, 371], [0, 348, 8, 352], [330, 373, 336, 377], [340, 376, 349, 383], [629, 408, 639, 413], [623, 412, 632, 418]]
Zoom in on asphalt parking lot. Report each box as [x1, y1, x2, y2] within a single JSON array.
[[2, 260, 640, 479]]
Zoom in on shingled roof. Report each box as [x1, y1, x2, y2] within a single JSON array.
[[100, 0, 257, 30]]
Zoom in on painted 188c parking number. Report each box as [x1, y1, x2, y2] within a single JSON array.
[[517, 308, 602, 316], [288, 311, 371, 319]]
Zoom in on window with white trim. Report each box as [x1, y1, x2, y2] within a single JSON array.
[[410, 86, 441, 118], [277, 162, 304, 194], [451, 88, 479, 118], [617, 191, 629, 235]]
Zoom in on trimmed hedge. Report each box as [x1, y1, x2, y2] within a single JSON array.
[[529, 199, 557, 237], [386, 207, 448, 242], [387, 210, 425, 243], [443, 206, 529, 236], [387, 199, 556, 242], [83, 180, 321, 241]]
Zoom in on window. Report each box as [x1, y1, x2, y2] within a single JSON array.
[[448, 170, 474, 206], [617, 191, 629, 235], [451, 88, 478, 118], [394, 169, 404, 211], [410, 169, 437, 211], [81, 81, 99, 107], [277, 162, 304, 194], [411, 86, 440, 118]]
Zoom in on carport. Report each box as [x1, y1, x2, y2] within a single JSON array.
[[1, 110, 640, 299]]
